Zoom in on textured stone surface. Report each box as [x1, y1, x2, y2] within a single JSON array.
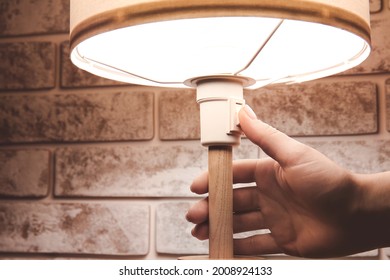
[[0, 150, 50, 198], [344, 8, 390, 74], [156, 202, 208, 255], [159, 90, 199, 140], [55, 140, 258, 197], [300, 140, 390, 174], [260, 137, 390, 174], [245, 81, 378, 136], [0, 0, 69, 36], [0, 91, 154, 143], [0, 202, 149, 256], [159, 81, 378, 139], [0, 42, 55, 90], [370, 0, 382, 13], [61, 42, 126, 88], [387, 79, 390, 132]]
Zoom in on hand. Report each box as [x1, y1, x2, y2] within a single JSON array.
[[186, 105, 390, 258]]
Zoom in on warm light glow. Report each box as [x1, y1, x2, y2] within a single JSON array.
[[71, 16, 370, 89], [242, 19, 370, 85]]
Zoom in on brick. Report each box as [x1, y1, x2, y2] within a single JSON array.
[[0, 150, 50, 198], [0, 202, 149, 256], [236, 139, 260, 160], [159, 90, 199, 140], [61, 41, 126, 88], [300, 140, 390, 174], [55, 140, 257, 197], [344, 9, 390, 74], [260, 137, 390, 174], [55, 144, 205, 197], [156, 202, 208, 255], [0, 42, 55, 90], [245, 81, 378, 136], [370, 0, 382, 13], [386, 79, 390, 132], [0, 0, 69, 36], [0, 91, 154, 143], [156, 203, 271, 256]]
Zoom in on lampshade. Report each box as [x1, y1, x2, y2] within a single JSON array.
[[70, 0, 371, 89]]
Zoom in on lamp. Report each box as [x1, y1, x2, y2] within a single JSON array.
[[70, 0, 371, 259]]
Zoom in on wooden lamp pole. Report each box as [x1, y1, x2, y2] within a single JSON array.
[[208, 145, 234, 259]]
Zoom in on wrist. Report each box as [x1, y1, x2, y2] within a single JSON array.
[[350, 171, 390, 248]]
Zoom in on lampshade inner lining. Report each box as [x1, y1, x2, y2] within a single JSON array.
[[71, 16, 370, 88]]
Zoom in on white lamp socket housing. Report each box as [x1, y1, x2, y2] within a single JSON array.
[[195, 78, 248, 146]]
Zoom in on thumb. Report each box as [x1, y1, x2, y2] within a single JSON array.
[[238, 105, 306, 166]]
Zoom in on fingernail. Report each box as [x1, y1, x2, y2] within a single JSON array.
[[243, 105, 257, 120], [185, 211, 190, 222]]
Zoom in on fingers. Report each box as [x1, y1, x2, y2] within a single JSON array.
[[192, 218, 283, 255], [186, 198, 208, 224], [233, 186, 260, 213], [187, 187, 265, 240], [233, 210, 265, 233], [191, 223, 209, 241], [190, 159, 267, 195], [190, 170, 208, 195], [232, 159, 260, 184], [187, 187, 260, 225], [239, 105, 308, 167], [190, 210, 283, 255], [234, 234, 282, 255], [189, 210, 267, 240], [193, 227, 284, 256]]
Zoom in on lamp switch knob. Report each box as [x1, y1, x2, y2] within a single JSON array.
[[228, 98, 245, 136]]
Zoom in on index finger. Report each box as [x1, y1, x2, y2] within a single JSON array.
[[239, 106, 309, 167]]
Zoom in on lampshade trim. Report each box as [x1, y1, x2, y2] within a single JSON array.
[[70, 1, 371, 53]]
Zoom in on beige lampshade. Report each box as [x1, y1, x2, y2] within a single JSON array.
[[70, 0, 371, 89]]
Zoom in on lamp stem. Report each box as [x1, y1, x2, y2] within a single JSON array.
[[208, 145, 234, 259], [194, 77, 245, 259]]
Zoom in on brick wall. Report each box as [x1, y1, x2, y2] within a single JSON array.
[[0, 0, 389, 260]]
